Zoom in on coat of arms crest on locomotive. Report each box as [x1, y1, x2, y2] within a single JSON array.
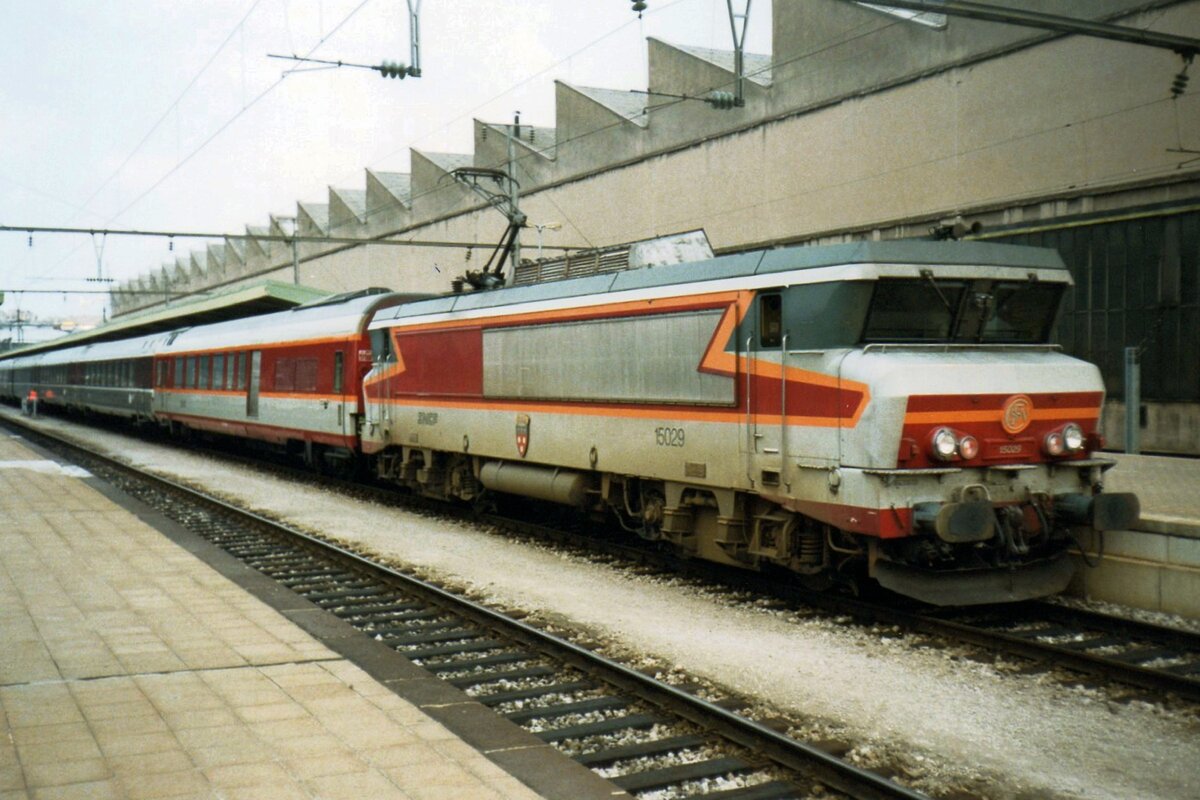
[[515, 413, 531, 457]]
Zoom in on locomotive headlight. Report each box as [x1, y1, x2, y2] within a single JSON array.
[[958, 435, 980, 461], [1063, 423, 1086, 452], [931, 428, 958, 461], [1044, 430, 1065, 457]]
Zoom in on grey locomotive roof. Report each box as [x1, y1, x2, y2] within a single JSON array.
[[377, 240, 1067, 323]]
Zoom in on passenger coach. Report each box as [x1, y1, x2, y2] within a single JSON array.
[[150, 290, 421, 471]]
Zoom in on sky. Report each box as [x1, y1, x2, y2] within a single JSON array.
[[0, 0, 775, 340]]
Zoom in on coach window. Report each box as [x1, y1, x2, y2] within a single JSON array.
[[156, 361, 165, 388], [759, 292, 783, 348], [225, 353, 236, 390], [296, 358, 318, 393], [184, 357, 196, 389], [213, 354, 225, 390], [333, 351, 344, 394], [199, 356, 211, 390], [173, 358, 183, 389]]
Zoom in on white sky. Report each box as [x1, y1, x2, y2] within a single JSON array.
[[0, 0, 774, 336]]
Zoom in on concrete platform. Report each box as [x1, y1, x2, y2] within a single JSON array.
[[1068, 452, 1200, 618], [0, 432, 624, 800]]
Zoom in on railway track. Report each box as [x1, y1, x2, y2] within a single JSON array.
[[8, 417, 931, 800]]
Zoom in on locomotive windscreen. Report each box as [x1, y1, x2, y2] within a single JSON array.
[[862, 278, 1062, 344]]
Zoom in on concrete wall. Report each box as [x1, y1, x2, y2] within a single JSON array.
[[1103, 400, 1200, 455], [1069, 524, 1200, 618]]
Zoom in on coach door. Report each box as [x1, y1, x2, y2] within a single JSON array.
[[246, 350, 261, 417], [334, 350, 347, 435]]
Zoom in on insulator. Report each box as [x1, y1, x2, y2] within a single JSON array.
[[707, 90, 737, 110], [631, 1, 647, 12], [378, 60, 409, 79], [1172, 69, 1190, 98]]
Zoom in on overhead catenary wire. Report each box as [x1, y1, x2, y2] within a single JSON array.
[[0, 225, 588, 251], [64, 0, 269, 229], [36, 0, 376, 284]]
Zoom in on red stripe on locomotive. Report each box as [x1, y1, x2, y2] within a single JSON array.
[[898, 391, 1103, 467]]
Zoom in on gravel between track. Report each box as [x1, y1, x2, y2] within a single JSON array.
[[11, 410, 1200, 800]]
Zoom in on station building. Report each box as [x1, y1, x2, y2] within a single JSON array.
[[109, 0, 1200, 453]]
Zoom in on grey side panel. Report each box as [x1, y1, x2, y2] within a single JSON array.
[[483, 310, 733, 405]]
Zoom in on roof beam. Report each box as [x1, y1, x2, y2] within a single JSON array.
[[853, 1, 1200, 57]]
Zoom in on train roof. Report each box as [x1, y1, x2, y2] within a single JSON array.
[[16, 331, 172, 367], [0, 291, 429, 367], [156, 290, 429, 354], [0, 280, 332, 362], [373, 240, 1068, 324]]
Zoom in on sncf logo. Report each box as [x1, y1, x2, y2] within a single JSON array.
[[1002, 394, 1033, 435]]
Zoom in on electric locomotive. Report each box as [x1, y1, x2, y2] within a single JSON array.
[[360, 240, 1139, 605]]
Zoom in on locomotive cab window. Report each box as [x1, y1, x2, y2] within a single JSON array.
[[759, 293, 783, 348], [980, 281, 1063, 343], [333, 351, 344, 394], [863, 278, 966, 341], [862, 277, 1063, 344]]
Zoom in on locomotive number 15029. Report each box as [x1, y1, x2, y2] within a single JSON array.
[[655, 427, 686, 447]]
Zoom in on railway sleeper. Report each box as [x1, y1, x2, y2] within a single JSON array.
[[1057, 635, 1126, 652], [272, 569, 346, 584], [365, 618, 459, 638], [405, 639, 507, 660], [448, 664, 557, 688], [303, 585, 388, 603], [535, 713, 667, 744], [330, 600, 424, 616], [387, 628, 484, 646], [1108, 646, 1179, 665], [475, 680, 597, 706], [610, 755, 755, 793], [354, 608, 443, 627], [423, 652, 538, 676], [697, 780, 808, 799], [503, 696, 629, 724], [573, 733, 709, 767]]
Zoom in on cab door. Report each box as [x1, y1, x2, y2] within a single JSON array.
[[744, 290, 786, 492]]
